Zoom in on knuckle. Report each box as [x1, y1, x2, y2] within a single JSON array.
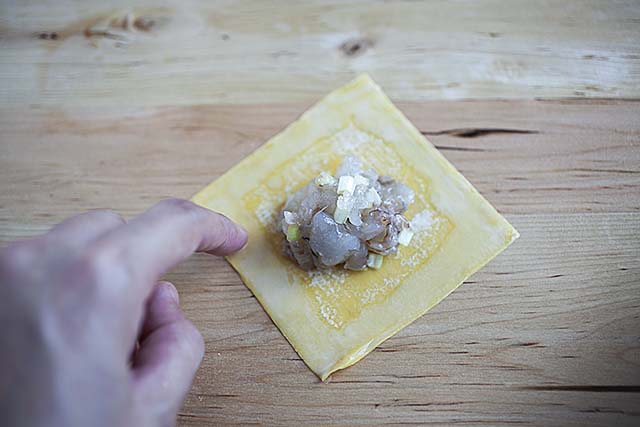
[[92, 209, 126, 226], [0, 241, 36, 273], [154, 199, 228, 232], [73, 244, 130, 291], [158, 198, 216, 225], [156, 198, 197, 214]]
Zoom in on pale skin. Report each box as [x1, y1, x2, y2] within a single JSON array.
[[0, 199, 248, 427]]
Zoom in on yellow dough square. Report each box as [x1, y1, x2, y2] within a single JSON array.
[[192, 75, 518, 380]]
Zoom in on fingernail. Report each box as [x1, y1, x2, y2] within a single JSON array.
[[159, 282, 179, 304], [235, 224, 249, 250]]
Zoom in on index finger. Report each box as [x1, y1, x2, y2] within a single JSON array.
[[101, 198, 247, 300]]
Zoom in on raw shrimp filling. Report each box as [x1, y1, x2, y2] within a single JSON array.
[[280, 156, 415, 271]]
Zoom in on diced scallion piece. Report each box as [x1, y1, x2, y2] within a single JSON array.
[[315, 171, 336, 187], [337, 175, 355, 194], [367, 253, 384, 269], [286, 224, 300, 241], [397, 228, 414, 246]]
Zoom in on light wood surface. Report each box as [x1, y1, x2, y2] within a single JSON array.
[[1, 0, 640, 425], [1, 100, 639, 425], [1, 0, 640, 107]]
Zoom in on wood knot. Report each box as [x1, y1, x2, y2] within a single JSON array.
[[133, 16, 156, 32], [84, 11, 167, 45], [340, 37, 373, 57], [37, 32, 59, 40]]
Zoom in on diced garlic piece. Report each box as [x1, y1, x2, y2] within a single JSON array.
[[348, 210, 363, 226], [336, 193, 354, 210], [283, 210, 296, 224], [337, 175, 355, 194], [397, 228, 414, 246], [367, 253, 383, 269], [366, 188, 382, 207], [353, 174, 369, 187], [334, 206, 349, 224], [315, 171, 336, 187]]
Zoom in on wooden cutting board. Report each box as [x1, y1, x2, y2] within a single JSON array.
[[1, 100, 639, 425], [1, 0, 639, 425]]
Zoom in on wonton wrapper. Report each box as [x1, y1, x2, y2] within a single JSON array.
[[192, 75, 518, 380]]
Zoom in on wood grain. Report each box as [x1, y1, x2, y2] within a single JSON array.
[[1, 99, 638, 231], [0, 100, 638, 425], [175, 212, 640, 426], [2, 1, 640, 424], [1, 0, 639, 107]]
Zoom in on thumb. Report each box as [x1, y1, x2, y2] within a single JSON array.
[[132, 281, 204, 424]]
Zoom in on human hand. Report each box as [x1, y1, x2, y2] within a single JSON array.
[[0, 199, 248, 427]]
